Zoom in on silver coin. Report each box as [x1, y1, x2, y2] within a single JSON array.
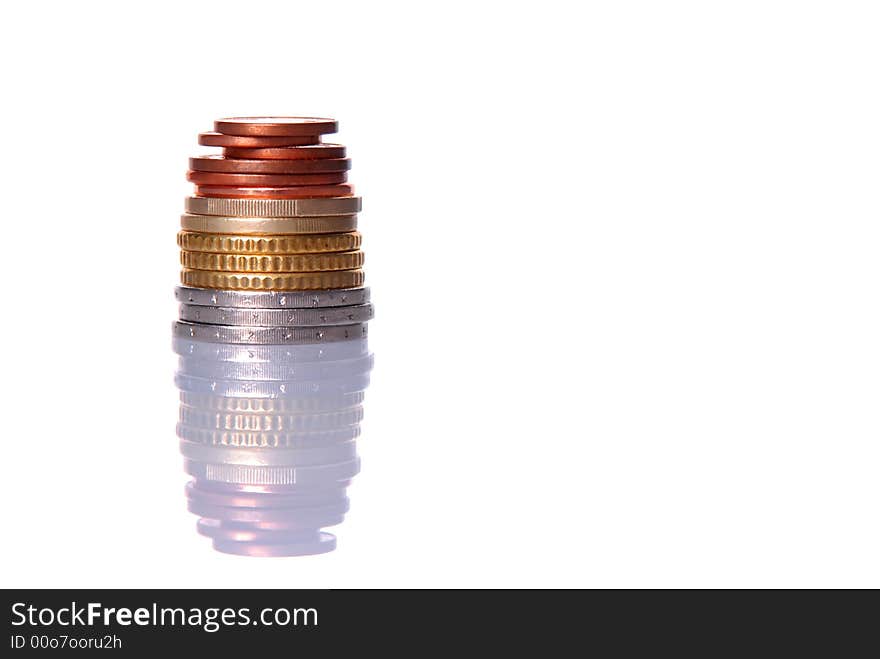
[[177, 353, 374, 381], [173, 337, 368, 362], [173, 372, 371, 397], [184, 458, 361, 486], [179, 303, 374, 327], [185, 195, 361, 217], [177, 424, 361, 449], [175, 286, 370, 309], [179, 439, 357, 467], [173, 320, 367, 344], [179, 406, 363, 433]]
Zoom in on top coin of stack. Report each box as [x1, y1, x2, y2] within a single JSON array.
[[180, 116, 365, 291]]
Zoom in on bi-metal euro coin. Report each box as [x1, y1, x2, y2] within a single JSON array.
[[178, 302, 373, 327], [175, 285, 370, 309]]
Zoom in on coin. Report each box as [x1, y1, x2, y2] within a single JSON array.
[[215, 117, 338, 137], [173, 339, 369, 364], [185, 457, 360, 485], [180, 391, 364, 413], [173, 320, 368, 344], [189, 479, 346, 497], [192, 480, 346, 497], [179, 407, 363, 433], [177, 353, 374, 381], [222, 144, 346, 160], [174, 285, 370, 308], [180, 438, 358, 467], [198, 132, 321, 147], [177, 231, 361, 255], [188, 483, 347, 508], [180, 213, 357, 235], [195, 183, 354, 198], [178, 303, 374, 326], [179, 426, 360, 452], [196, 519, 344, 540], [191, 508, 346, 536], [190, 492, 349, 514], [201, 513, 347, 531], [209, 534, 336, 557], [180, 425, 358, 452], [177, 361, 370, 386], [197, 519, 338, 541], [194, 510, 346, 531], [199, 519, 335, 536], [180, 268, 365, 290], [174, 372, 370, 397], [199, 523, 344, 542], [189, 505, 347, 532], [185, 195, 361, 217], [187, 171, 348, 186], [180, 250, 364, 273], [191, 504, 348, 526], [189, 155, 351, 174]]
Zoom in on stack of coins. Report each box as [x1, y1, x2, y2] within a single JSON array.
[[173, 117, 373, 556]]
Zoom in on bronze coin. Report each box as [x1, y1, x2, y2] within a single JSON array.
[[215, 117, 337, 137], [198, 132, 320, 147], [222, 144, 347, 160], [187, 171, 348, 186], [189, 155, 351, 174], [195, 184, 355, 199]]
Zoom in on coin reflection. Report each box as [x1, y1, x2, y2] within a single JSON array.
[[173, 332, 372, 556]]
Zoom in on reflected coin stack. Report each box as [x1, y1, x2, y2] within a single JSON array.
[[174, 117, 373, 556]]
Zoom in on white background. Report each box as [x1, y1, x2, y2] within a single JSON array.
[[1, 1, 878, 588]]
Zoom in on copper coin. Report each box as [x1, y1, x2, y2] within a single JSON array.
[[215, 117, 337, 137], [222, 144, 346, 160], [189, 155, 351, 174], [195, 184, 355, 199], [197, 519, 334, 542], [187, 482, 345, 509], [211, 534, 336, 557], [198, 132, 320, 147], [187, 171, 347, 186]]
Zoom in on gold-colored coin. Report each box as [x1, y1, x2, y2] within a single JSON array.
[[180, 213, 358, 235], [179, 406, 364, 433], [180, 391, 365, 413], [185, 195, 361, 217], [178, 425, 360, 449], [180, 250, 364, 272], [181, 268, 365, 291], [177, 231, 361, 254]]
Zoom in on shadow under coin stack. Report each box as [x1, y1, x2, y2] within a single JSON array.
[[173, 117, 373, 557]]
